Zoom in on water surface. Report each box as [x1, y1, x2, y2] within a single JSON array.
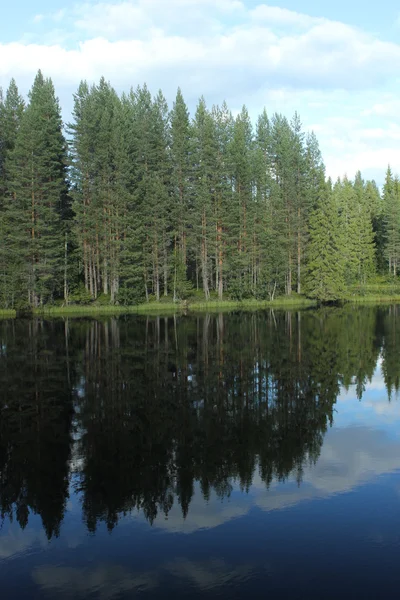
[[1, 307, 400, 598]]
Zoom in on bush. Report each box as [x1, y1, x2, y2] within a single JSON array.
[[226, 279, 253, 301], [116, 286, 144, 306], [68, 284, 93, 305], [94, 293, 112, 306]]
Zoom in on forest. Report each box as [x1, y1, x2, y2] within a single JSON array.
[[0, 70, 398, 308]]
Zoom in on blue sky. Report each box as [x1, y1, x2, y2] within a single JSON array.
[[2, 1, 400, 183]]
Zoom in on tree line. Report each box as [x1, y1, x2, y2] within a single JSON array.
[[0, 71, 398, 307]]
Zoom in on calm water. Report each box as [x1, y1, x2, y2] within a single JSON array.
[[2, 307, 400, 598]]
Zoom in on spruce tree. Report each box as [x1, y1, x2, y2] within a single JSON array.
[[170, 88, 191, 299], [269, 114, 294, 295], [305, 186, 345, 301], [212, 101, 233, 299], [227, 106, 254, 298], [190, 98, 217, 300], [7, 71, 68, 307], [290, 112, 307, 294], [0, 79, 25, 307], [382, 166, 400, 276]]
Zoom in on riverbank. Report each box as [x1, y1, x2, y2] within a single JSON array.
[[35, 296, 316, 316], [3, 293, 400, 319], [343, 295, 400, 304], [0, 296, 315, 319]]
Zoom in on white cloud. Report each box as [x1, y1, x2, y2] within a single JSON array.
[[129, 422, 400, 535], [3, 1, 400, 181], [74, 2, 151, 38], [33, 557, 258, 598], [250, 4, 324, 28], [0, 526, 47, 559], [53, 9, 67, 23], [5, 1, 400, 91], [363, 99, 400, 119]]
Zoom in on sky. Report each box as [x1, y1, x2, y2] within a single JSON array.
[[2, 1, 400, 184]]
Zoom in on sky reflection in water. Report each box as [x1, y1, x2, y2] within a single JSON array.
[[1, 307, 400, 598]]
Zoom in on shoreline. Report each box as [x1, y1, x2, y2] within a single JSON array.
[[1, 297, 314, 318], [2, 294, 400, 318]]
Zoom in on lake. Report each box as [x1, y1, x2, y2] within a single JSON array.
[[1, 306, 400, 598]]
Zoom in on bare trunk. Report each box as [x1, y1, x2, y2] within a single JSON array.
[[217, 224, 223, 300], [89, 256, 94, 297], [64, 232, 68, 304], [202, 211, 210, 300], [297, 217, 301, 294], [144, 263, 149, 302], [84, 240, 89, 290], [103, 258, 108, 295]]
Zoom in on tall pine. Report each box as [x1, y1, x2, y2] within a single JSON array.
[[7, 71, 68, 307]]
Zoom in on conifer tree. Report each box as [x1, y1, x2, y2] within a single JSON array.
[[170, 88, 191, 299], [269, 114, 294, 294], [305, 186, 345, 301], [0, 79, 25, 307], [290, 112, 307, 294], [227, 106, 254, 298], [190, 98, 217, 300], [0, 73, 392, 307], [211, 101, 233, 299], [383, 166, 400, 276], [7, 71, 68, 306]]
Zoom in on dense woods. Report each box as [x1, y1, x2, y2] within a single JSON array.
[[0, 71, 397, 307]]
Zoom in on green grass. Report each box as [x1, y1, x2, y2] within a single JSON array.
[[344, 294, 400, 304], [0, 309, 16, 319], [30, 296, 315, 318], [33, 302, 181, 318], [344, 281, 400, 304], [188, 297, 316, 312], [5, 289, 400, 320]]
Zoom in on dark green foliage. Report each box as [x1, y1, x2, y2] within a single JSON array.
[[0, 73, 394, 307], [4, 72, 68, 307], [305, 187, 345, 301]]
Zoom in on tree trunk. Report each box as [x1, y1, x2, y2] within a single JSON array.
[[297, 213, 301, 294], [202, 211, 210, 300], [64, 232, 68, 304], [217, 223, 223, 300]]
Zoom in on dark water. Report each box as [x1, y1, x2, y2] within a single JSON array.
[[2, 307, 400, 598]]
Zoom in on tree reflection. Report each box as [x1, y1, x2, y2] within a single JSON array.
[[0, 306, 398, 537], [0, 319, 74, 538]]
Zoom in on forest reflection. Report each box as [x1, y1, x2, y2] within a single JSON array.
[[0, 307, 397, 538]]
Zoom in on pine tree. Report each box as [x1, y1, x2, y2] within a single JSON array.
[[253, 109, 285, 299], [364, 179, 384, 272], [336, 176, 375, 286], [0, 73, 390, 306], [382, 166, 400, 276], [305, 186, 345, 301], [0, 79, 25, 307], [7, 71, 68, 307], [227, 105, 254, 299], [269, 114, 296, 295], [190, 98, 217, 300], [211, 101, 233, 300], [170, 88, 191, 300], [290, 112, 307, 294]]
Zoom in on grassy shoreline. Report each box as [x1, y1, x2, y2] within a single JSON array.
[[3, 294, 400, 319], [344, 295, 400, 304], [32, 296, 316, 317]]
